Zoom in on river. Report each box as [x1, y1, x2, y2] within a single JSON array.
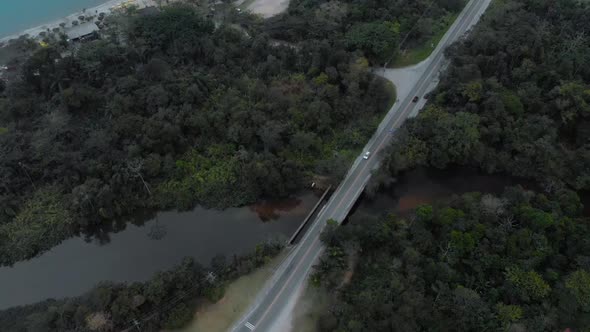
[[348, 167, 522, 221], [0, 192, 320, 309], [0, 167, 532, 310]]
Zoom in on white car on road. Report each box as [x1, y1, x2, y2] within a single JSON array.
[[363, 151, 370, 160]]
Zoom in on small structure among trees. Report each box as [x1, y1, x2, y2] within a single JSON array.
[[65, 22, 99, 42]]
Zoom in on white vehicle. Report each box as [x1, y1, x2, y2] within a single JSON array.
[[363, 151, 370, 160]]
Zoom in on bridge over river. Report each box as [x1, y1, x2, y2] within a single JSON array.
[[231, 0, 494, 330]]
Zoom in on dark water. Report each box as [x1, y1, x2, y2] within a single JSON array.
[[0, 192, 319, 309], [349, 167, 520, 220]]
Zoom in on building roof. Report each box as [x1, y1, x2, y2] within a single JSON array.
[[65, 22, 99, 40]]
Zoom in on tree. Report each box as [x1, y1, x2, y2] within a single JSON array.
[[565, 270, 590, 310], [415, 204, 433, 222], [0, 187, 73, 264], [148, 216, 167, 240], [163, 303, 193, 329], [127, 159, 151, 196], [505, 267, 551, 301], [346, 21, 400, 64], [86, 312, 113, 331], [496, 303, 523, 327]]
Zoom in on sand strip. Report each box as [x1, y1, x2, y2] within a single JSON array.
[[0, 0, 156, 44]]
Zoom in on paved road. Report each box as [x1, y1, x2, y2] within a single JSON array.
[[231, 1, 492, 331]]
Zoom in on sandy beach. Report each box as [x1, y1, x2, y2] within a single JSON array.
[[246, 0, 289, 18], [0, 0, 155, 45], [1, 0, 289, 46], [235, 0, 289, 18]]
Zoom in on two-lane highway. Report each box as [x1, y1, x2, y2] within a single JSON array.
[[231, 0, 492, 330]]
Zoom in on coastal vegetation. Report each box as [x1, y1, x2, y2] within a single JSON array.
[[0, 5, 388, 265], [313, 0, 590, 331], [0, 0, 472, 329], [0, 0, 464, 265], [265, 0, 465, 65]]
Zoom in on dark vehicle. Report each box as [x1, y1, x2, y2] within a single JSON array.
[[412, 96, 419, 102]]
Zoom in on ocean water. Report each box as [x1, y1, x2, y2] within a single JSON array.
[[0, 0, 109, 38]]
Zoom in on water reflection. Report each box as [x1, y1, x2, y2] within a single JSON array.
[[249, 197, 304, 221], [351, 167, 521, 218], [147, 216, 167, 240], [0, 192, 318, 309], [78, 210, 159, 246]]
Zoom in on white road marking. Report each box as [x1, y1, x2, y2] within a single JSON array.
[[230, 1, 493, 331], [318, 204, 327, 216], [245, 322, 255, 330]]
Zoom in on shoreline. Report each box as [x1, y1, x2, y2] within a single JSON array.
[[0, 0, 156, 45]]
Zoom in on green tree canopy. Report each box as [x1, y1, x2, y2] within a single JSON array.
[[345, 21, 400, 64]]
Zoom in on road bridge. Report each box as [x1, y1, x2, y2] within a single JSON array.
[[231, 1, 493, 330]]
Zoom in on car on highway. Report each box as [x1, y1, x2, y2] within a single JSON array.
[[363, 151, 370, 160], [412, 96, 420, 102]]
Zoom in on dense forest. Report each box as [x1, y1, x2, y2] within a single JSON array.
[[0, 6, 380, 265], [0, 241, 282, 331], [0, 0, 467, 330], [381, 0, 590, 191], [0, 0, 463, 265], [264, 0, 465, 64], [315, 188, 590, 331], [314, 0, 590, 331]]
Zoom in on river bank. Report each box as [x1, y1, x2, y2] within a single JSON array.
[[351, 167, 526, 217], [0, 167, 519, 310], [0, 241, 285, 332], [0, 192, 320, 309], [174, 250, 290, 332], [290, 167, 533, 332]]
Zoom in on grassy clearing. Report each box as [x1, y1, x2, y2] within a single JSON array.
[[390, 13, 459, 68], [173, 251, 288, 332], [382, 78, 397, 110]]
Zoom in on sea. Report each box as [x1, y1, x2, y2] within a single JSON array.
[[0, 0, 109, 38]]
